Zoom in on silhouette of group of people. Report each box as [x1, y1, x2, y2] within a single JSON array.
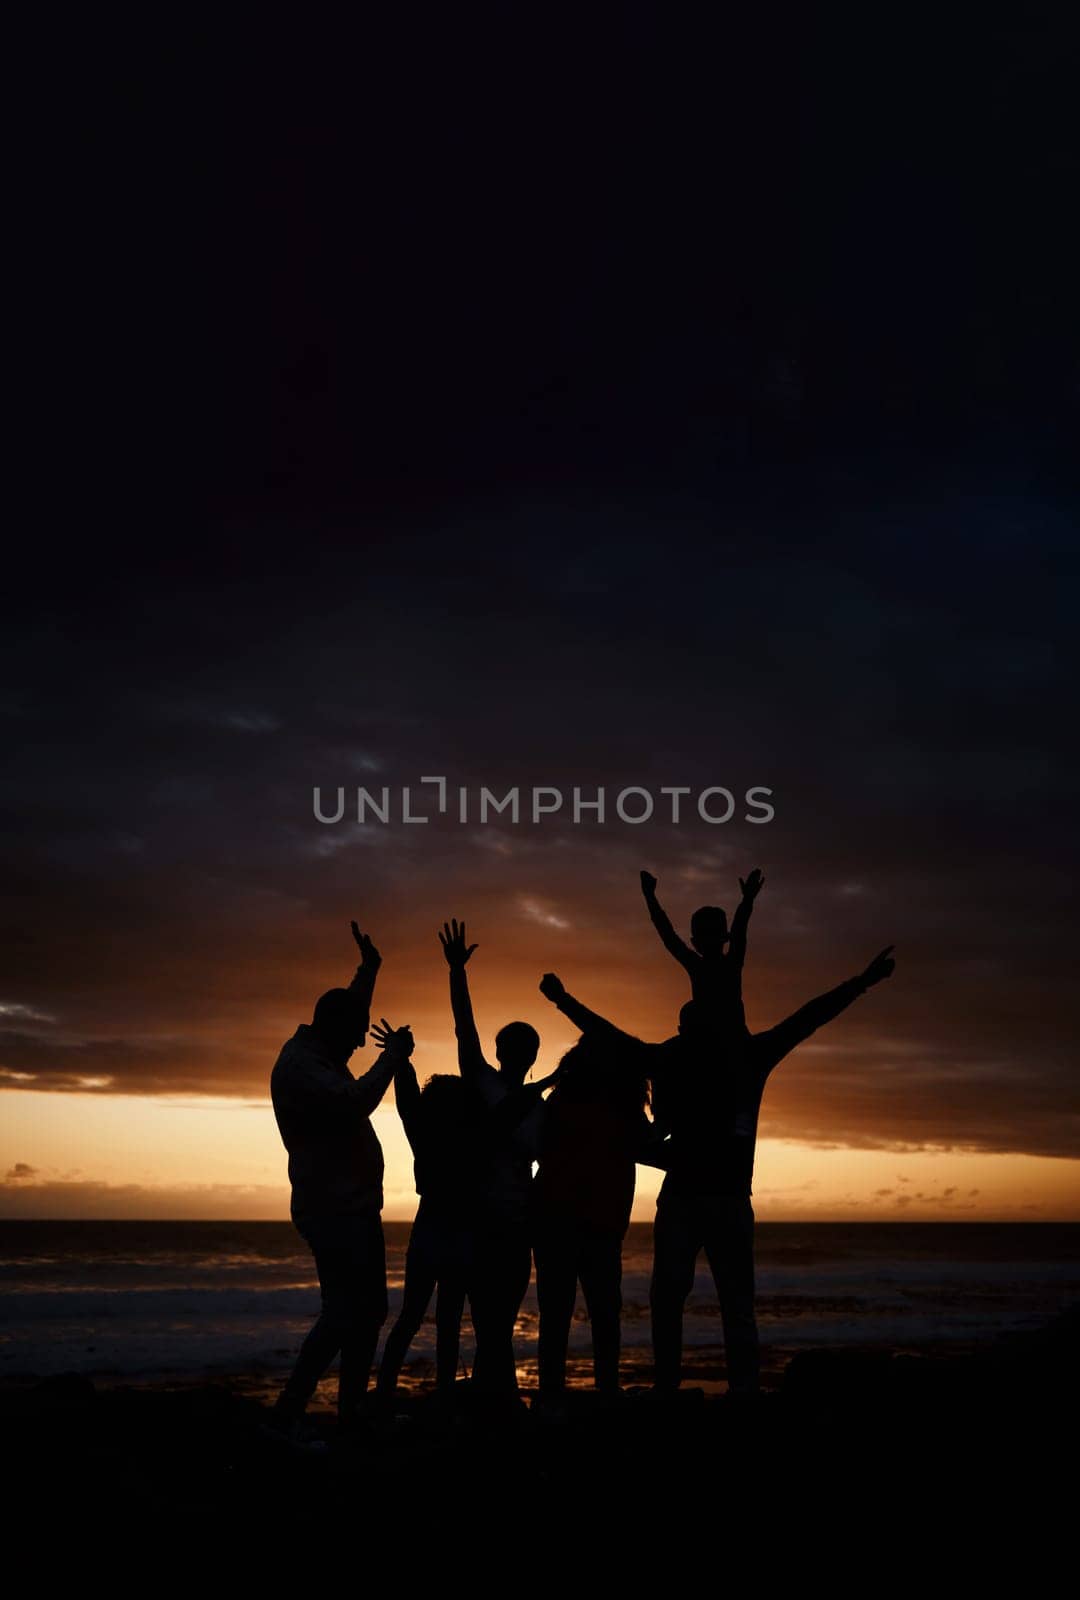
[[269, 868, 895, 1434]]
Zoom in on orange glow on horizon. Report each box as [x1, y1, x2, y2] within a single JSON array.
[[2, 1088, 1078, 1222]]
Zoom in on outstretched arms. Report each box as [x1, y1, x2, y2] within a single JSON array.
[[439, 919, 488, 1079], [756, 946, 896, 1072], [727, 868, 764, 973], [640, 871, 697, 972]]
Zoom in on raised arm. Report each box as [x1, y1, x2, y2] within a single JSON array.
[[727, 868, 764, 973], [392, 1051, 423, 1144], [539, 972, 645, 1054], [640, 871, 697, 972], [756, 947, 896, 1071], [348, 920, 382, 1018], [439, 919, 489, 1080]]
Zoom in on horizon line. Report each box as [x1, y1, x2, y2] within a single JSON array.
[[2, 1215, 1077, 1226]]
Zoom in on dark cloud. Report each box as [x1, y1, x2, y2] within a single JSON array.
[[0, 507, 1077, 1156], [3, 17, 1078, 1171]]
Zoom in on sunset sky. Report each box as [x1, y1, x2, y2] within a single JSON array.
[[4, 14, 1078, 1221]]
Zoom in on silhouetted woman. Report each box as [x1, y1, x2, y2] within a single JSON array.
[[376, 1064, 484, 1408], [527, 1033, 666, 1411]]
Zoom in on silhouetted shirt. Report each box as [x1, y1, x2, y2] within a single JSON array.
[[393, 1059, 485, 1211], [271, 1023, 396, 1226], [448, 967, 543, 1230], [471, 1067, 543, 1228], [647, 1035, 757, 1196], [532, 1093, 661, 1236]]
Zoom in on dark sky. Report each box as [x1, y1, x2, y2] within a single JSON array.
[[3, 12, 1079, 1166]]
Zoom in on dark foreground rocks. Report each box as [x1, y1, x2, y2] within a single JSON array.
[[3, 1309, 1075, 1568]]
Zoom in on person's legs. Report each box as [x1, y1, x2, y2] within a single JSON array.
[[334, 1214, 389, 1418], [649, 1189, 703, 1392], [534, 1224, 579, 1397], [277, 1212, 388, 1422], [434, 1209, 475, 1393], [376, 1218, 438, 1399], [702, 1195, 759, 1395], [277, 1219, 347, 1419], [434, 1273, 468, 1392], [469, 1223, 531, 1398], [277, 1300, 344, 1421], [337, 1324, 383, 1418], [579, 1229, 624, 1395]]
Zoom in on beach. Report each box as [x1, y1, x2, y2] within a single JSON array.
[[2, 1220, 1076, 1556]]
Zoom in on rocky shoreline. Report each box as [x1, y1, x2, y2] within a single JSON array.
[[4, 1306, 1076, 1558]]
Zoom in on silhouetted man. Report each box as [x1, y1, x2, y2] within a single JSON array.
[[540, 944, 896, 1397], [269, 921, 413, 1435], [440, 917, 542, 1408]]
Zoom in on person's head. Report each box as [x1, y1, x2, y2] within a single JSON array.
[[678, 999, 738, 1053], [552, 1036, 648, 1114], [494, 1020, 541, 1084], [690, 904, 729, 956], [418, 1073, 471, 1126], [310, 988, 369, 1060]]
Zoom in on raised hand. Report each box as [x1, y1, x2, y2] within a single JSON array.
[[370, 1019, 415, 1057], [539, 972, 566, 1004], [351, 921, 382, 969], [860, 946, 896, 988], [739, 868, 765, 900], [439, 918, 477, 969], [640, 870, 658, 897]]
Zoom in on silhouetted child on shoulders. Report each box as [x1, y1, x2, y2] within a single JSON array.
[[640, 866, 765, 1038]]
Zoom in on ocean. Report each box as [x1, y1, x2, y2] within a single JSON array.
[[2, 1221, 1077, 1403]]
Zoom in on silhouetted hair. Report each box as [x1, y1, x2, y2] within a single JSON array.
[[552, 1038, 649, 1114], [690, 905, 729, 948], [312, 987, 367, 1034], [419, 1073, 468, 1113], [494, 1021, 540, 1061]]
